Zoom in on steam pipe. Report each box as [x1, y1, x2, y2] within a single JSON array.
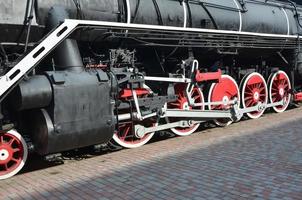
[[47, 6, 83, 70]]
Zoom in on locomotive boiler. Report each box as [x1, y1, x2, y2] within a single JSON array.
[[0, 0, 302, 179]]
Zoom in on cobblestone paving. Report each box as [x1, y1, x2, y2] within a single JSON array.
[[1, 108, 302, 200]]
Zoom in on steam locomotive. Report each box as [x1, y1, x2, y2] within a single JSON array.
[[0, 0, 302, 179]]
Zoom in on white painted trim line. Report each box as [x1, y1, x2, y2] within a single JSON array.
[[182, 1, 188, 28], [282, 8, 290, 35], [233, 0, 242, 32], [73, 19, 298, 39], [126, 0, 131, 24]]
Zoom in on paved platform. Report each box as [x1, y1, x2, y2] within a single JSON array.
[[1, 107, 302, 200]]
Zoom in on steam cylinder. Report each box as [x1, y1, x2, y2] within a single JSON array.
[[10, 76, 53, 111]]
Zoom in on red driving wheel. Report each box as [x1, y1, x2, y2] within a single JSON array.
[[113, 87, 157, 148], [208, 75, 240, 126], [268, 70, 291, 113], [167, 84, 205, 136], [241, 72, 268, 119]]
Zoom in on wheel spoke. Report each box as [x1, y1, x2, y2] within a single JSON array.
[[246, 86, 254, 93], [194, 96, 201, 101], [121, 125, 131, 140], [259, 86, 266, 92], [245, 91, 254, 96], [13, 148, 20, 153], [280, 79, 286, 86], [245, 99, 254, 107], [0, 135, 3, 144], [8, 138, 16, 146], [169, 102, 180, 107], [244, 96, 253, 101], [11, 158, 19, 163], [284, 84, 289, 89]]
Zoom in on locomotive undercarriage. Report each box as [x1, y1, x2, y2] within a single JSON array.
[[0, 20, 298, 179], [115, 58, 289, 144]]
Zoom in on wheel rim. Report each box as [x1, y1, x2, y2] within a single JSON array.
[[241, 72, 268, 119], [113, 87, 156, 148], [167, 84, 205, 136], [269, 70, 291, 113], [208, 75, 240, 126], [0, 130, 28, 180]]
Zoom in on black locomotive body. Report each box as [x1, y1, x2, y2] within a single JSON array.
[[0, 0, 302, 179]]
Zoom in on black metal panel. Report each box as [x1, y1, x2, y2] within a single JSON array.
[[0, 0, 42, 43], [129, 0, 185, 27], [0, 0, 35, 25], [188, 1, 215, 29], [285, 8, 299, 35], [35, 0, 120, 25], [29, 70, 114, 155], [242, 1, 289, 34], [0, 24, 43, 43], [201, 0, 240, 31]]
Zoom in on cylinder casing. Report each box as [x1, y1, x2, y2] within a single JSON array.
[[28, 69, 114, 155], [10, 75, 53, 111]]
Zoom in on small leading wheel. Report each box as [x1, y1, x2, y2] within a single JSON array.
[[113, 87, 157, 148], [241, 72, 268, 119], [208, 75, 240, 127], [167, 84, 205, 136], [268, 70, 291, 113], [0, 130, 28, 180]]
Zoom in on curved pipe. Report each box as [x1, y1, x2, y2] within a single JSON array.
[[47, 6, 83, 69]]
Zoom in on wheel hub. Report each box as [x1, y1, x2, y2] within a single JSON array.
[[222, 96, 229, 106], [182, 102, 190, 110], [0, 148, 10, 163], [253, 90, 260, 101], [135, 126, 146, 139], [279, 87, 284, 97]]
